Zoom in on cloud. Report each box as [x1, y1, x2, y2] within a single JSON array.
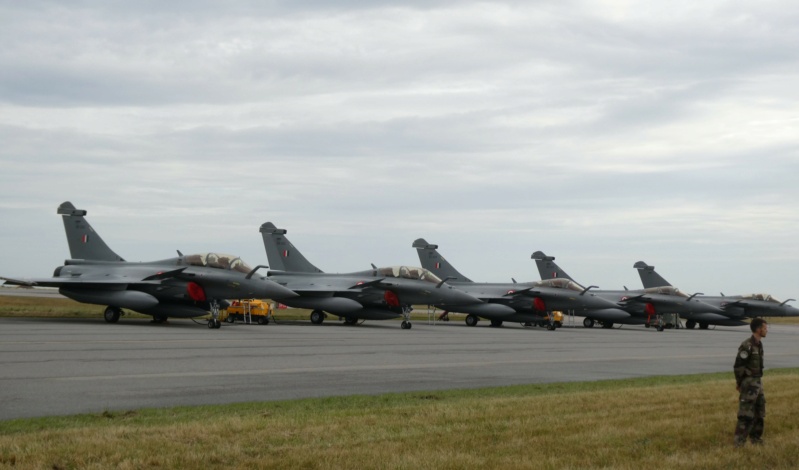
[[1, 0, 798, 301]]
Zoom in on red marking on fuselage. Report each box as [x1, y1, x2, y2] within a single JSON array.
[[187, 282, 207, 302], [384, 290, 400, 307]]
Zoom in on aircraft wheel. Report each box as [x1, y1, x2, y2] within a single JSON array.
[[208, 319, 215, 329], [344, 316, 358, 326], [645, 323, 651, 328], [215, 319, 222, 329], [257, 317, 266, 325], [583, 318, 594, 328], [657, 325, 664, 332], [685, 320, 696, 329], [465, 314, 479, 327], [547, 323, 555, 331], [699, 322, 709, 330], [225, 316, 234, 323], [310, 310, 325, 325], [601, 322, 614, 329], [490, 320, 503, 328], [104, 307, 121, 323], [401, 321, 412, 330]]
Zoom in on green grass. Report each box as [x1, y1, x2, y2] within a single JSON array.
[[2, 370, 798, 469]]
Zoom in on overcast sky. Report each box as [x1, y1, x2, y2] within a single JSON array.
[[1, 1, 798, 302]]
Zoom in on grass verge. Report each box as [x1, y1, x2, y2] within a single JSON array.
[[1, 370, 798, 469]]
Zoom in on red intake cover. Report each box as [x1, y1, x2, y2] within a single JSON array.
[[187, 281, 207, 302], [645, 303, 656, 315], [533, 297, 546, 312], [384, 290, 400, 307]]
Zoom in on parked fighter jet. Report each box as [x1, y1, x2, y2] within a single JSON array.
[[260, 223, 487, 329], [634, 261, 798, 329], [532, 251, 724, 330], [412, 239, 621, 329], [1, 202, 297, 329]]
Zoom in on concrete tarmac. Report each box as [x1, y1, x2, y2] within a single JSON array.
[[1, 316, 798, 421]]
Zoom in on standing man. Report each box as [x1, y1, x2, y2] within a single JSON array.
[[733, 318, 768, 447]]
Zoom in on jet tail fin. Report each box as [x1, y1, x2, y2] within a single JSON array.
[[531, 251, 574, 281], [633, 261, 672, 288], [259, 222, 323, 273], [57, 201, 124, 262], [412, 238, 472, 282]]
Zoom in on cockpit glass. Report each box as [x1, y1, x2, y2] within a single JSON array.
[[537, 278, 584, 292], [377, 266, 443, 284], [742, 293, 778, 303], [644, 286, 688, 298], [183, 253, 252, 273]]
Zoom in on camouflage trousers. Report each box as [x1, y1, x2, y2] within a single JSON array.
[[734, 377, 765, 446]]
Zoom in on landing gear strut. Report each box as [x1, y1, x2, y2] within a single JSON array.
[[400, 306, 413, 329], [207, 300, 222, 329]]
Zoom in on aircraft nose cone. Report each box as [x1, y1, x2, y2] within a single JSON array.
[[586, 295, 622, 310], [263, 280, 298, 299], [440, 286, 483, 305], [688, 300, 724, 314]]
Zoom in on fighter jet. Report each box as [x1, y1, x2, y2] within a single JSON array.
[[634, 261, 799, 329], [1, 202, 297, 329], [532, 251, 725, 330], [259, 223, 488, 329], [412, 239, 622, 329]]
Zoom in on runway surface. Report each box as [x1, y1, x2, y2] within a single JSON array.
[[2, 316, 798, 421]]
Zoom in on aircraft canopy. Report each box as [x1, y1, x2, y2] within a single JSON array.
[[742, 293, 781, 303], [643, 286, 688, 298], [536, 278, 585, 292], [182, 253, 252, 274], [377, 266, 443, 284]]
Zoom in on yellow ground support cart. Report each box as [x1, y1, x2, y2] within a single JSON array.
[[551, 311, 564, 328], [224, 299, 272, 325]]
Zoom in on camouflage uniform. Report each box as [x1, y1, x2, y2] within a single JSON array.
[[733, 335, 765, 446]]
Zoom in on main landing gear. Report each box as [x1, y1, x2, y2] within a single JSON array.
[[583, 318, 615, 329], [685, 320, 710, 330], [104, 306, 122, 323], [310, 310, 326, 324]]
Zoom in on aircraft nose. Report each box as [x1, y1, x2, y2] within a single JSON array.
[[263, 280, 298, 299], [688, 300, 724, 314], [585, 295, 621, 310], [439, 285, 483, 305]]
